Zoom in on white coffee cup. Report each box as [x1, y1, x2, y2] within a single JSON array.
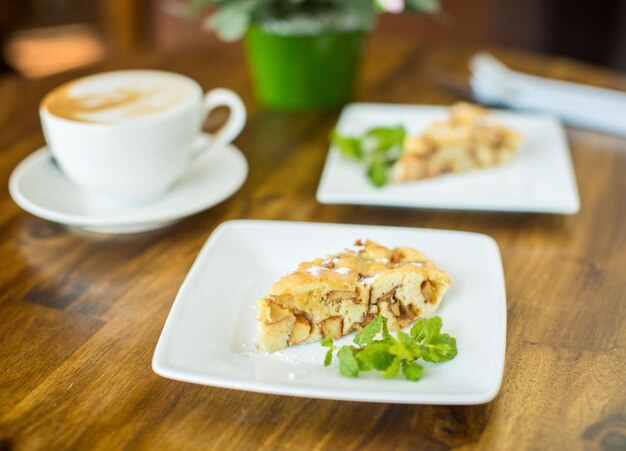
[[40, 70, 246, 201]]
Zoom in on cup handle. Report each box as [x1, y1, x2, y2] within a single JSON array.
[[198, 88, 247, 156]]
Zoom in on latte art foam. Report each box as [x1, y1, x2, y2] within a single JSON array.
[[42, 71, 196, 124]]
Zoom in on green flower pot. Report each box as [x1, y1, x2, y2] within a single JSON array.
[[245, 25, 365, 111]]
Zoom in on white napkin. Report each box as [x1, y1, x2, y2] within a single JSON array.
[[470, 52, 626, 137]]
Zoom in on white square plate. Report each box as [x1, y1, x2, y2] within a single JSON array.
[[317, 103, 580, 214], [153, 220, 507, 405]]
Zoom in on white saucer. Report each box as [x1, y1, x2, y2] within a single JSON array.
[[9, 135, 248, 233]]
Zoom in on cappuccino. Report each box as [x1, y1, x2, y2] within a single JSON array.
[[42, 71, 197, 124], [40, 70, 246, 200]]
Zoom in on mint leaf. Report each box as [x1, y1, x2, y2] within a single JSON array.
[[321, 314, 457, 382], [397, 330, 417, 348], [353, 315, 383, 346], [410, 316, 443, 342], [355, 342, 394, 371], [355, 351, 373, 371], [330, 130, 363, 160], [329, 124, 405, 188], [381, 315, 391, 340], [371, 348, 395, 371], [409, 316, 457, 363], [402, 362, 424, 382], [321, 336, 334, 366], [365, 125, 406, 152], [389, 331, 420, 360], [323, 348, 333, 366], [382, 357, 401, 378], [367, 159, 388, 188], [337, 346, 360, 378], [420, 333, 458, 363]]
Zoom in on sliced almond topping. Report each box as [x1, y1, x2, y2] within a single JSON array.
[[266, 301, 291, 323], [289, 315, 311, 344], [321, 316, 343, 340]]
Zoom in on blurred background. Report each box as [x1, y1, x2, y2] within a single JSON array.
[[1, 0, 624, 80]]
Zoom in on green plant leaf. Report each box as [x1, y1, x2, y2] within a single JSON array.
[[381, 315, 391, 339], [324, 348, 334, 366], [337, 346, 360, 378], [204, 0, 257, 41], [389, 331, 420, 360], [402, 362, 424, 381], [406, 0, 440, 14], [367, 159, 388, 187], [410, 316, 457, 363], [341, 0, 377, 31], [355, 341, 394, 371], [353, 315, 383, 346], [410, 316, 442, 342], [420, 333, 458, 363], [382, 357, 401, 378], [330, 129, 363, 160], [321, 314, 457, 382], [365, 125, 405, 153], [322, 336, 335, 366], [328, 123, 405, 188]]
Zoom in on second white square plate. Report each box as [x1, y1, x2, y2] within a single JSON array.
[[153, 220, 507, 405], [317, 103, 580, 214]]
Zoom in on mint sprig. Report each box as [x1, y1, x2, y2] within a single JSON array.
[[321, 315, 457, 381], [329, 125, 405, 188], [321, 337, 334, 366]]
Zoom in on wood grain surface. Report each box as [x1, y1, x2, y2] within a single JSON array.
[[0, 37, 625, 451]]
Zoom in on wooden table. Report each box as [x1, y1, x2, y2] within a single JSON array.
[[1, 38, 625, 450]]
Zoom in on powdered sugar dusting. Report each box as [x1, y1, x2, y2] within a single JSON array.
[[304, 266, 326, 276], [410, 261, 426, 267], [254, 349, 320, 366], [334, 267, 351, 275], [377, 257, 389, 264], [264, 350, 303, 364], [360, 274, 379, 286]]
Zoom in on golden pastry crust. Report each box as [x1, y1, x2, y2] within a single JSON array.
[[392, 102, 521, 182], [256, 240, 450, 352]]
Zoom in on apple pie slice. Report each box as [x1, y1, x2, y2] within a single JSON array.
[[392, 102, 521, 182], [256, 240, 450, 352]]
